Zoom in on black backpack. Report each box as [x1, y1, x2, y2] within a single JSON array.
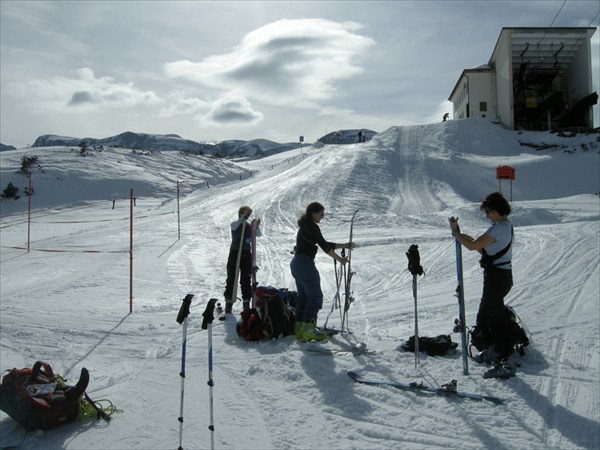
[[469, 305, 530, 356], [401, 334, 458, 356], [236, 286, 295, 340], [255, 286, 295, 339]]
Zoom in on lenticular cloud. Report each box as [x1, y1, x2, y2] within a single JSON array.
[[163, 18, 375, 104]]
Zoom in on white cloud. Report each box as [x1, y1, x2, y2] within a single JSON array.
[[159, 98, 209, 117], [12, 67, 161, 112], [163, 18, 375, 105], [160, 94, 262, 125], [202, 94, 264, 125]]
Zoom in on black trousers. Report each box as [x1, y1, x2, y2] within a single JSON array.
[[224, 250, 253, 301], [476, 268, 513, 359]]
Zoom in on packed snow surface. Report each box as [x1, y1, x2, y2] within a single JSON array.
[[1, 118, 599, 449]]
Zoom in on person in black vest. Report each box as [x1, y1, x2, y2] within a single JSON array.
[[224, 205, 261, 314], [449, 192, 515, 378], [290, 202, 354, 341]]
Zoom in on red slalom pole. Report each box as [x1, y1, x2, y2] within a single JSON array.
[[27, 173, 32, 253], [130, 189, 133, 314]]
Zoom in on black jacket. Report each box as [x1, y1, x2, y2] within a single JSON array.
[[295, 221, 335, 259]]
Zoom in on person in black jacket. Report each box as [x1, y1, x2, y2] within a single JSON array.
[[224, 205, 261, 314], [291, 202, 354, 341]]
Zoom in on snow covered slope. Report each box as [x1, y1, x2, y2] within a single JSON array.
[[0, 118, 598, 449]]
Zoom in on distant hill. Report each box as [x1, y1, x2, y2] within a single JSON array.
[[0, 143, 17, 152], [31, 131, 306, 159], [318, 129, 376, 145]]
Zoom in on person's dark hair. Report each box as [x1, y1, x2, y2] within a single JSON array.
[[298, 202, 325, 227], [480, 192, 511, 216]]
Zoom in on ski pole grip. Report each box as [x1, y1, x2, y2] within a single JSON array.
[[449, 217, 460, 236], [406, 244, 424, 276], [202, 298, 218, 329], [176, 294, 194, 325]]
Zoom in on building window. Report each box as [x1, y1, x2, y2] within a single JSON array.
[[480, 102, 487, 112]]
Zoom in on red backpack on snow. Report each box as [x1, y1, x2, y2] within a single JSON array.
[[0, 361, 95, 431]]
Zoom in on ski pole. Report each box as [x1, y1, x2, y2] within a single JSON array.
[[412, 274, 419, 368], [176, 293, 194, 450], [202, 298, 218, 450], [231, 219, 247, 305], [406, 245, 424, 369]]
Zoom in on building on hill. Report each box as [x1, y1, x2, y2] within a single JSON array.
[[448, 27, 597, 131]]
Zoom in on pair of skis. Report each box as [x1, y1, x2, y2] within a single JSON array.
[[451, 217, 470, 376], [341, 209, 359, 330], [220, 218, 259, 320], [324, 209, 358, 333]]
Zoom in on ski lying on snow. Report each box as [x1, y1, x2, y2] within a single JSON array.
[[347, 371, 504, 404], [305, 342, 374, 356]]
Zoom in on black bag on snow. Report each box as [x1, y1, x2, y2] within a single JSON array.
[[255, 286, 295, 339], [236, 286, 295, 340], [469, 305, 530, 356], [0, 361, 89, 431], [401, 334, 458, 356]]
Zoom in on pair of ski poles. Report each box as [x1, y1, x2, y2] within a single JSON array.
[[176, 295, 217, 450]]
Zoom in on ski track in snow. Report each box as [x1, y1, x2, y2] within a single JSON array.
[[1, 119, 599, 449]]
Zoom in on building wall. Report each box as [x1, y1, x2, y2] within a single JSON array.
[[492, 30, 513, 129], [565, 32, 594, 127], [467, 72, 497, 121], [449, 70, 497, 121], [451, 77, 469, 119]]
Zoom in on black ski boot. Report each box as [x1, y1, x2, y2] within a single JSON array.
[[483, 359, 516, 379]]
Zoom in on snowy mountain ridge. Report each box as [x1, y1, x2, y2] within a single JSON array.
[[29, 131, 305, 159]]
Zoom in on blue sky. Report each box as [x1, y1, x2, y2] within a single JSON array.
[[1, 0, 598, 148]]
